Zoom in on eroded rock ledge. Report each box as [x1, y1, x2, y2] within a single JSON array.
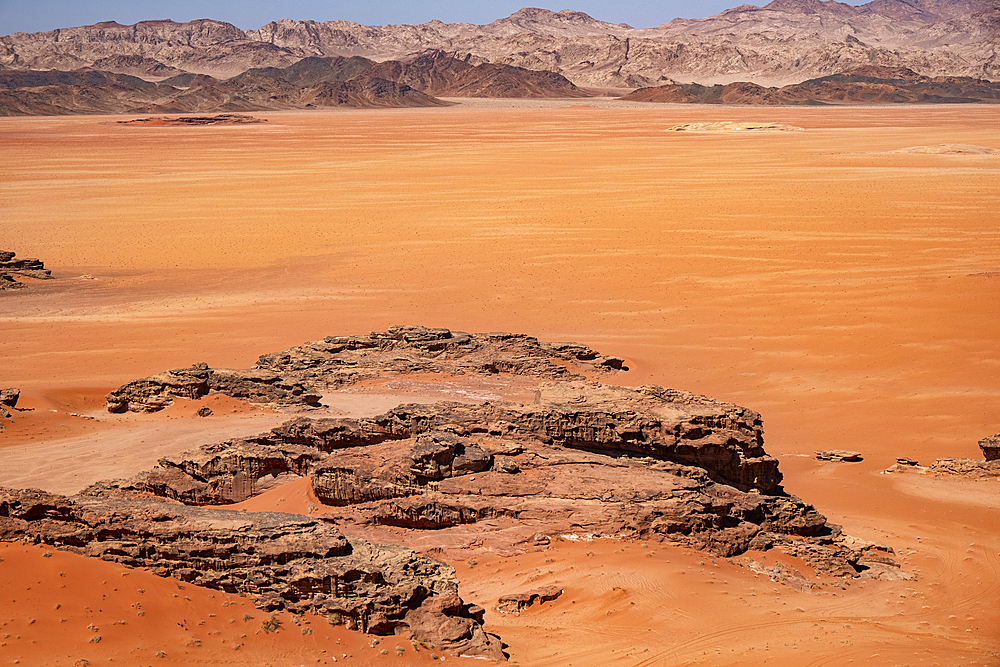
[[94, 327, 902, 580], [0, 487, 501, 659], [0, 250, 52, 290], [106, 326, 625, 413], [16, 326, 911, 658]]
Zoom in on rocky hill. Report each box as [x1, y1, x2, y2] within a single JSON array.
[[621, 66, 1000, 104], [2, 1, 997, 87], [0, 51, 591, 114]]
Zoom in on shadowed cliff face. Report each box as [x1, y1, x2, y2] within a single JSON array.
[[1, 1, 998, 88]]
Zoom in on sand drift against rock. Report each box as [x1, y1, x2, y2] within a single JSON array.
[[3, 327, 916, 659]]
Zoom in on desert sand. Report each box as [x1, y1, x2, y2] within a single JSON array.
[[1, 103, 998, 665]]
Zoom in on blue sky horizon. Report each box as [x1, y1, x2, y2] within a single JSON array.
[[1, 0, 871, 35]]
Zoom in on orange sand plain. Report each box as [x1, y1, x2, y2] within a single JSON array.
[[1, 105, 999, 665]]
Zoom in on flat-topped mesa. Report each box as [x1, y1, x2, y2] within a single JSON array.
[[0, 487, 501, 659], [105, 326, 626, 413]]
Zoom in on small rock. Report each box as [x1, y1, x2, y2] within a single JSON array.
[[197, 406, 213, 417], [497, 586, 563, 614], [0, 388, 19, 409], [494, 458, 520, 474], [896, 457, 920, 466], [815, 450, 863, 462]]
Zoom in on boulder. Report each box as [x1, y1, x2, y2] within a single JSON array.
[[979, 433, 1000, 461], [497, 586, 563, 613]]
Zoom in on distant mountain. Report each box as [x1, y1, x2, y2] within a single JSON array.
[[0, 53, 587, 115], [620, 66, 1000, 104], [1, 2, 997, 87], [365, 50, 589, 97]]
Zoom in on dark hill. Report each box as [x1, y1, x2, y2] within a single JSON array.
[[365, 50, 590, 98], [620, 66, 1000, 105]]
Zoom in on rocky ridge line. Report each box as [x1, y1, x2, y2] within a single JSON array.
[[0, 487, 502, 659], [105, 325, 625, 413], [2, 1, 998, 88], [95, 328, 905, 581]]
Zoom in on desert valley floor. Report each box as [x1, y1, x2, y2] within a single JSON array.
[[1, 102, 999, 666]]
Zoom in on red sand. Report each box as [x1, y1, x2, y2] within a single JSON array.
[[1, 106, 999, 665]]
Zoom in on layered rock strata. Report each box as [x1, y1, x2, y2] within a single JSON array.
[[0, 487, 500, 659], [0, 250, 52, 289], [92, 377, 898, 578], [106, 326, 625, 413]]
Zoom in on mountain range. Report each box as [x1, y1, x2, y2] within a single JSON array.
[[0, 52, 589, 115], [2, 0, 998, 87]]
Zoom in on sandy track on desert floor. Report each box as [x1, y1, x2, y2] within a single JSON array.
[[1, 104, 999, 665]]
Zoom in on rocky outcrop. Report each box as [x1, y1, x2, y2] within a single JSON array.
[[89, 376, 901, 575], [106, 326, 625, 413], [884, 435, 1000, 477], [0, 387, 19, 422], [815, 450, 863, 462], [0, 487, 501, 659], [497, 586, 562, 613], [0, 250, 51, 283], [105, 362, 322, 413], [928, 458, 1000, 478], [980, 433, 1000, 461]]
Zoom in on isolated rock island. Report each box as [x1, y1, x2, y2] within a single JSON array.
[[1, 326, 911, 658]]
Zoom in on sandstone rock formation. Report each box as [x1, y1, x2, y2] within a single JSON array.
[[497, 586, 563, 614], [0, 250, 51, 282], [927, 458, 1000, 478], [815, 450, 863, 462], [2, 1, 998, 89], [0, 388, 19, 422], [979, 433, 1000, 461], [105, 361, 322, 413], [886, 434, 1000, 477], [94, 330, 900, 579], [6, 326, 916, 656], [106, 326, 625, 413], [0, 487, 501, 658]]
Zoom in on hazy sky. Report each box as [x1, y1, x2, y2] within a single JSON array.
[[0, 0, 869, 35]]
